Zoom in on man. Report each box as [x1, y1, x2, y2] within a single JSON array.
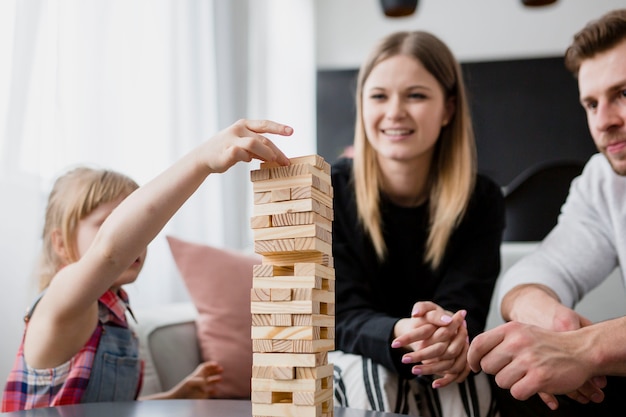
[[467, 8, 626, 415]]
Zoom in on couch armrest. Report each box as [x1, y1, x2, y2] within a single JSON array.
[[131, 303, 201, 396]]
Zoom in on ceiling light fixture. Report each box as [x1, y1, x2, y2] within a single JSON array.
[[380, 0, 418, 17], [521, 0, 558, 6]]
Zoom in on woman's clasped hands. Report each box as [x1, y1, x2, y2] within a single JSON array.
[[391, 301, 470, 389]]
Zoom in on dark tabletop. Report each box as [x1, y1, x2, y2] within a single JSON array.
[[1, 399, 409, 417]]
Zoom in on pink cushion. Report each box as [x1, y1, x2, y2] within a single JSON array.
[[167, 235, 260, 399]]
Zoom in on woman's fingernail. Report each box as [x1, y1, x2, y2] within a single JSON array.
[[391, 340, 401, 348], [441, 315, 452, 323], [402, 356, 412, 364]]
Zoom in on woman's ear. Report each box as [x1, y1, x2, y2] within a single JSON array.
[[51, 228, 70, 263], [442, 96, 456, 126]]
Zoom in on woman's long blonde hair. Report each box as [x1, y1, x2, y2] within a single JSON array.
[[353, 31, 476, 269], [37, 166, 138, 291]]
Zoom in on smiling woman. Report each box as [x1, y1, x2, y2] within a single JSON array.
[[330, 30, 504, 417]]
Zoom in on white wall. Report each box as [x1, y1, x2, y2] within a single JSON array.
[[315, 0, 626, 68]]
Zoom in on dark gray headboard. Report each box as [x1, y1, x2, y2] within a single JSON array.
[[316, 56, 596, 187]]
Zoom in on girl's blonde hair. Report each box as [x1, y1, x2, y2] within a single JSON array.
[[38, 167, 139, 291], [353, 31, 477, 269]]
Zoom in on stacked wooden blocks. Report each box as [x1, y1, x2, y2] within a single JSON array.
[[250, 155, 335, 417]]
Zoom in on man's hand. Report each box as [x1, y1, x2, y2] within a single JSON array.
[[467, 321, 603, 410]]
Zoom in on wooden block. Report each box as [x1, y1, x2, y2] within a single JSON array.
[[291, 186, 333, 208], [251, 390, 273, 404], [264, 163, 331, 185], [274, 366, 295, 380], [251, 288, 271, 301], [252, 275, 323, 290], [292, 314, 335, 327], [252, 377, 321, 392], [253, 264, 294, 277], [271, 188, 292, 202], [261, 155, 330, 174], [295, 364, 333, 380], [250, 168, 271, 182], [253, 224, 330, 243], [252, 313, 334, 327], [251, 300, 320, 315], [252, 198, 333, 221], [294, 263, 335, 279], [251, 391, 297, 406], [252, 366, 275, 379], [252, 174, 331, 197], [252, 339, 274, 352], [253, 352, 328, 367], [293, 387, 333, 406], [252, 314, 272, 326], [250, 215, 272, 229], [291, 288, 334, 304], [262, 252, 333, 268], [270, 288, 292, 301], [292, 339, 335, 353], [252, 339, 334, 354], [251, 326, 320, 341], [254, 238, 295, 254], [294, 237, 333, 255], [325, 303, 335, 316], [254, 191, 272, 204], [271, 212, 332, 230], [253, 339, 293, 353], [271, 314, 293, 326], [252, 164, 331, 187], [255, 237, 332, 256], [325, 327, 335, 339], [254, 189, 293, 205]]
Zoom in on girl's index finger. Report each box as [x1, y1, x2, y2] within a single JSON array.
[[244, 119, 294, 137]]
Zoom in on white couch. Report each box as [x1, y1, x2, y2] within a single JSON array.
[[132, 242, 626, 397]]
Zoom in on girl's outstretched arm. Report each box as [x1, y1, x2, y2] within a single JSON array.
[[25, 119, 293, 369]]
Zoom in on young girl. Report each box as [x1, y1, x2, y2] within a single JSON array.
[[331, 31, 504, 416], [1, 119, 293, 411]]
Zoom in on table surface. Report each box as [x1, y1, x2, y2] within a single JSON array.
[[1, 399, 409, 417]]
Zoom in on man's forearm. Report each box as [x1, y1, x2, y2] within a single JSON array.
[[501, 283, 561, 324], [581, 317, 626, 377]]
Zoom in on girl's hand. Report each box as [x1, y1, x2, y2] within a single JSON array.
[[201, 119, 293, 174], [150, 361, 224, 400]]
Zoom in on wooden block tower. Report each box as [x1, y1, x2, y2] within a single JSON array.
[[250, 155, 335, 417]]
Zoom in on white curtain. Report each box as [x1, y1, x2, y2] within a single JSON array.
[[0, 0, 223, 309]]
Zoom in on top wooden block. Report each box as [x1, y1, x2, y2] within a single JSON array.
[[261, 155, 330, 174]]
